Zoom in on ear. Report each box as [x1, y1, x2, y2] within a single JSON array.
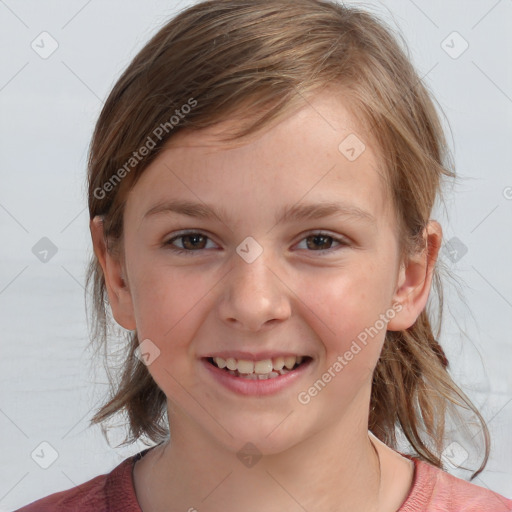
[[90, 216, 137, 331], [387, 220, 442, 331]]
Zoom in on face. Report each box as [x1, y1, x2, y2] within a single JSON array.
[[96, 91, 436, 456]]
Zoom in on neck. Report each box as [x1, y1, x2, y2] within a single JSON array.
[[134, 404, 382, 512]]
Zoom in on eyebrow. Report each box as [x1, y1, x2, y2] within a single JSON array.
[[142, 199, 376, 225]]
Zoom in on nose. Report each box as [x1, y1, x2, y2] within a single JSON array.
[[217, 249, 292, 332]]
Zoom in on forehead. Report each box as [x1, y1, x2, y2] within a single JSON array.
[[125, 91, 393, 229]]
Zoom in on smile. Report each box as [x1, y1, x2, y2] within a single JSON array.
[[201, 355, 313, 396], [207, 355, 309, 379]]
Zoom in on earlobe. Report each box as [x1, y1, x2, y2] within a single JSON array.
[[89, 216, 137, 331], [387, 220, 442, 331]]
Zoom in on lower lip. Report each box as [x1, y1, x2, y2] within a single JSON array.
[[201, 358, 313, 397]]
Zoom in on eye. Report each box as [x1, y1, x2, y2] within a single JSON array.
[[162, 230, 349, 256], [163, 231, 217, 254], [295, 232, 348, 254]]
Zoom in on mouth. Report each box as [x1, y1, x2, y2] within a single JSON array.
[[204, 355, 313, 380]]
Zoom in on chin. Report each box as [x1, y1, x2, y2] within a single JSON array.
[[213, 416, 308, 457]]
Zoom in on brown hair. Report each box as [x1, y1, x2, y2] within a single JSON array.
[[85, 0, 490, 479]]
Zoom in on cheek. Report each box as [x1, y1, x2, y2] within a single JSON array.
[[126, 264, 209, 399], [298, 258, 395, 367], [131, 267, 206, 343]]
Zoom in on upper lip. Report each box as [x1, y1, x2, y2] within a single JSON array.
[[202, 351, 311, 361]]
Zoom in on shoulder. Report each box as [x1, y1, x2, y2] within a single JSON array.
[[14, 449, 150, 512], [398, 456, 512, 512]]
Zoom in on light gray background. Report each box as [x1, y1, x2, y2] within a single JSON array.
[[1, 0, 511, 509]]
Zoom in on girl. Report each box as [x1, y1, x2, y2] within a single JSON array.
[[17, 0, 512, 510]]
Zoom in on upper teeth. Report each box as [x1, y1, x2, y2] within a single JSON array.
[[213, 355, 304, 374]]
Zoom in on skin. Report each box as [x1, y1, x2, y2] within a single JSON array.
[[91, 90, 442, 512]]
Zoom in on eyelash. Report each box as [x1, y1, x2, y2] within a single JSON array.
[[162, 230, 349, 256]]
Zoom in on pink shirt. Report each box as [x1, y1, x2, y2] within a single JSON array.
[[16, 448, 512, 511]]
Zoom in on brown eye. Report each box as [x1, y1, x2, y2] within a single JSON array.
[[180, 234, 208, 250], [295, 232, 348, 255], [165, 232, 215, 253], [305, 234, 336, 250]]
